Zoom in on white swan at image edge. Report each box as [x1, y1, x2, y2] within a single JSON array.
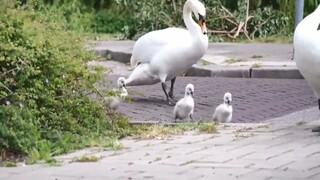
[[294, 5, 320, 132]]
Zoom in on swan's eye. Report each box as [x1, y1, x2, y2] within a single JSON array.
[[198, 14, 206, 21]]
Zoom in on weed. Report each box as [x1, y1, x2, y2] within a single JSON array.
[[198, 122, 218, 134], [126, 122, 218, 140], [296, 121, 306, 126], [201, 60, 210, 66], [73, 155, 101, 163], [103, 139, 124, 150], [225, 58, 247, 64], [252, 63, 262, 68], [251, 55, 263, 59], [106, 54, 113, 60], [2, 161, 17, 167]]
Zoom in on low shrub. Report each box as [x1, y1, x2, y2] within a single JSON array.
[[0, 1, 115, 162]]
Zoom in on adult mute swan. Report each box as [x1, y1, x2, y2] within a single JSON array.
[[173, 84, 195, 122], [118, 0, 208, 105], [212, 92, 233, 123], [294, 5, 320, 132]]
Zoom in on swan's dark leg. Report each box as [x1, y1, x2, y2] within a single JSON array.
[[168, 77, 177, 100], [189, 114, 194, 122], [312, 99, 320, 132], [162, 82, 175, 106]]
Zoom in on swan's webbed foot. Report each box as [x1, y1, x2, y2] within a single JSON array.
[[168, 91, 178, 102], [167, 98, 176, 106], [162, 82, 176, 106]]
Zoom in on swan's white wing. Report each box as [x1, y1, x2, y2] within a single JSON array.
[[130, 27, 191, 67], [125, 63, 160, 86], [173, 98, 185, 118], [294, 6, 320, 96]]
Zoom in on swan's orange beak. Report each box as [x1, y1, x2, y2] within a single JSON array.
[[198, 15, 207, 35], [200, 20, 207, 35]]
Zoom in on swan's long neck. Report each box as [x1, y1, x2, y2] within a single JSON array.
[[183, 1, 201, 35]]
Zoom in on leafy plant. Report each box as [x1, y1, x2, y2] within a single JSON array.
[[0, 0, 120, 162]]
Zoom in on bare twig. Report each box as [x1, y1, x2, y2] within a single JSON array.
[[233, 22, 245, 38], [1, 85, 13, 94]]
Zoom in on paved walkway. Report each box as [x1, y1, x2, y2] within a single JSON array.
[[106, 75, 317, 123], [1, 107, 320, 180]]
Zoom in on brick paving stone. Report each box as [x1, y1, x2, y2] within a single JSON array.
[[2, 112, 320, 180], [106, 75, 317, 123]]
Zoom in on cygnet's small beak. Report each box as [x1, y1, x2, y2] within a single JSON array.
[[227, 99, 231, 105], [191, 91, 194, 97], [122, 84, 127, 89], [198, 14, 207, 35]]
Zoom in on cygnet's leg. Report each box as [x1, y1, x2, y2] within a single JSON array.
[[312, 99, 320, 132], [168, 77, 178, 101], [162, 82, 175, 106]]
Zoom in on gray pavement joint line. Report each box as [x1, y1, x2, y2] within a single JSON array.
[[306, 172, 320, 179], [235, 151, 256, 159], [269, 126, 295, 133], [265, 140, 297, 149], [236, 167, 262, 178], [185, 146, 210, 155], [265, 149, 294, 160], [308, 164, 320, 172], [306, 151, 320, 158], [270, 132, 294, 140], [274, 160, 296, 170], [225, 142, 255, 152]]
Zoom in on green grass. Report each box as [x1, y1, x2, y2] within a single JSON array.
[[198, 122, 218, 133], [296, 120, 306, 126], [2, 161, 17, 167], [126, 122, 218, 140], [251, 55, 263, 59], [225, 58, 247, 64], [73, 155, 101, 163], [201, 60, 211, 66], [251, 63, 262, 68]]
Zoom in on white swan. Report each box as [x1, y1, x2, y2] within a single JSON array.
[[212, 92, 233, 123], [294, 5, 320, 132], [173, 84, 195, 122], [119, 0, 208, 105]]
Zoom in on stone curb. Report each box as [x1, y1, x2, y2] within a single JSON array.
[[94, 47, 304, 79]]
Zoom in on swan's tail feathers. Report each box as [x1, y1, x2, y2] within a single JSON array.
[[130, 56, 139, 68]]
